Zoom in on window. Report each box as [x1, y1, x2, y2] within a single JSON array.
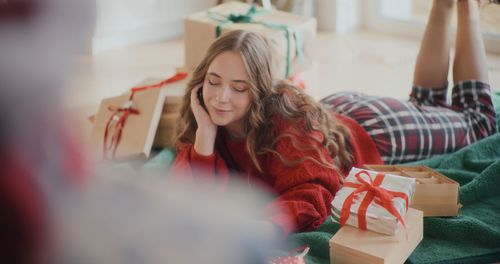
[[365, 0, 500, 54]]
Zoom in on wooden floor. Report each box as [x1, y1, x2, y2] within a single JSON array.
[[65, 30, 500, 137]]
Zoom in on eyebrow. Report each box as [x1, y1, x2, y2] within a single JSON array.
[[207, 72, 249, 84]]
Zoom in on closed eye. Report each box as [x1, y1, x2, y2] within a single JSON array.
[[208, 80, 220, 86], [233, 87, 248, 93]]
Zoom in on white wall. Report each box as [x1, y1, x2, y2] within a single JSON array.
[[92, 0, 212, 54], [315, 0, 362, 33]]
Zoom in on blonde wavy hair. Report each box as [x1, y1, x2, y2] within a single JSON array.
[[177, 30, 353, 174]]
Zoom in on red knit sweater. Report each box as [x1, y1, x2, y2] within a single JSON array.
[[171, 113, 382, 237]]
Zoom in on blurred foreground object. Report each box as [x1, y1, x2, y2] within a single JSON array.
[[50, 172, 276, 264]]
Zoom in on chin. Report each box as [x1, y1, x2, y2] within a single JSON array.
[[209, 116, 231, 126]]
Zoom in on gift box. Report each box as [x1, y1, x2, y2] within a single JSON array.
[[162, 95, 183, 113], [364, 165, 461, 217], [152, 96, 182, 149], [184, 1, 316, 78], [331, 167, 416, 236], [329, 208, 423, 264], [89, 73, 188, 161]]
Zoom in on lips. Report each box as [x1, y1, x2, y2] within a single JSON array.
[[212, 106, 232, 112]]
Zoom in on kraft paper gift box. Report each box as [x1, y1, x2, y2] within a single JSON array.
[[153, 112, 179, 149], [153, 96, 182, 149], [331, 167, 416, 236], [184, 1, 316, 78], [88, 72, 188, 126], [329, 208, 423, 264], [364, 165, 461, 217]]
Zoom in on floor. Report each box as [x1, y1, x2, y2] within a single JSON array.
[[65, 30, 500, 137]]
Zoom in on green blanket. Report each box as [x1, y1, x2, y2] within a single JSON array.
[[147, 93, 500, 264], [285, 132, 500, 264]]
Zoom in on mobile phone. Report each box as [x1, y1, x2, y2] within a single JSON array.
[[197, 86, 208, 112]]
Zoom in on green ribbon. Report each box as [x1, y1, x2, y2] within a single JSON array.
[[207, 5, 303, 78]]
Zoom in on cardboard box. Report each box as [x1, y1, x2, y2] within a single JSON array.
[[153, 108, 180, 149], [364, 165, 461, 217], [329, 208, 423, 264], [162, 96, 183, 113], [184, 1, 316, 78]]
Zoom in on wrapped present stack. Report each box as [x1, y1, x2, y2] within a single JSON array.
[[184, 1, 319, 98], [329, 167, 424, 264]]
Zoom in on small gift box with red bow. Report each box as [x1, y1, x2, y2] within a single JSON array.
[[331, 167, 416, 236]]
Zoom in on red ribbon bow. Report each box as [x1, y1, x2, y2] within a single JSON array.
[[339, 170, 409, 234], [103, 72, 188, 160]]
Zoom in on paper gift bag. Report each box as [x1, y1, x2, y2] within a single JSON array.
[[331, 167, 416, 235], [89, 88, 165, 161], [184, 1, 316, 78], [88, 73, 188, 126], [329, 208, 423, 264], [89, 73, 188, 161]]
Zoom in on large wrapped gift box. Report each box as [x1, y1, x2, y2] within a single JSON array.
[[329, 208, 423, 264], [364, 165, 461, 217], [184, 1, 316, 78], [331, 167, 416, 236]]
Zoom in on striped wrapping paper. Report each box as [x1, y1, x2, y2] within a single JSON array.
[[331, 167, 416, 235]]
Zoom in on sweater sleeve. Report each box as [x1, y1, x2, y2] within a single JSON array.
[[262, 130, 342, 237], [170, 143, 230, 186]]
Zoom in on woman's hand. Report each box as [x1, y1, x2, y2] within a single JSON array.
[[191, 85, 217, 156]]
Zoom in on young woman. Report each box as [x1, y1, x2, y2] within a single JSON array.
[[172, 0, 498, 238]]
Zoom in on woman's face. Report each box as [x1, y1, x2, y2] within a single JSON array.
[[203, 51, 253, 136]]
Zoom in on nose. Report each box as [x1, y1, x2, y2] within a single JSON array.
[[216, 85, 231, 103]]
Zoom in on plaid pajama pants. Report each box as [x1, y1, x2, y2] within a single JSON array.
[[321, 80, 498, 164]]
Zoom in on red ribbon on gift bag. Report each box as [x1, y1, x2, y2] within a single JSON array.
[[339, 170, 409, 235], [103, 72, 188, 160]]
